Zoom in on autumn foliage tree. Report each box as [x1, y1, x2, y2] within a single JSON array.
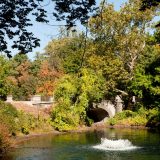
[[36, 60, 62, 97], [8, 54, 37, 100]]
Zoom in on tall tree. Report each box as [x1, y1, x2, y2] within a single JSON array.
[[9, 54, 37, 100], [130, 47, 160, 108], [89, 0, 155, 80], [85, 0, 157, 108]]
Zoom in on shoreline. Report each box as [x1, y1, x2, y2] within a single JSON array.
[[3, 123, 158, 157], [13, 123, 156, 146], [13, 130, 61, 146]]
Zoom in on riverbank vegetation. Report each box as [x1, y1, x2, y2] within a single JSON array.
[[0, 0, 160, 153], [49, 0, 160, 131], [0, 101, 51, 154], [107, 107, 160, 128]]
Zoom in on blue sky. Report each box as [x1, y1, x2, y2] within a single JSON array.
[[26, 0, 128, 59]]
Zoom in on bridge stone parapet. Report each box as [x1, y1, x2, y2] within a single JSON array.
[[6, 95, 54, 108], [6, 95, 13, 102], [31, 95, 41, 103], [115, 95, 123, 113]]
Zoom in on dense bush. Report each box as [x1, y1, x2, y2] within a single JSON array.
[[107, 110, 137, 126], [0, 100, 53, 154], [0, 124, 11, 155], [51, 69, 106, 131], [0, 101, 51, 135], [0, 101, 19, 135], [107, 107, 160, 127], [0, 101, 36, 135]]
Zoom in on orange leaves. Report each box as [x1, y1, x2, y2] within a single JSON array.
[[36, 81, 56, 96], [6, 76, 17, 85], [36, 61, 63, 96], [38, 61, 62, 79], [15, 61, 31, 83]]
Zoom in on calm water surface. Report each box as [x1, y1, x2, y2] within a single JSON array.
[[3, 128, 160, 160]]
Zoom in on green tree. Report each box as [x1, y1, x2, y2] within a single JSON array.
[[9, 54, 37, 100], [87, 0, 156, 102], [0, 0, 48, 57], [130, 46, 160, 108], [52, 68, 105, 131], [0, 0, 96, 57], [45, 33, 88, 73], [0, 55, 12, 99], [89, 0, 154, 77]]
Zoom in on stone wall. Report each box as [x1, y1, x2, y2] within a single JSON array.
[[6, 95, 54, 108]]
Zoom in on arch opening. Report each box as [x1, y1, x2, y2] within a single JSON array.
[[87, 108, 109, 123]]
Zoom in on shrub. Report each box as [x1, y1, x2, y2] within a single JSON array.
[[16, 111, 36, 134], [0, 102, 18, 117], [131, 115, 148, 126], [137, 107, 147, 117], [146, 108, 160, 128], [0, 101, 19, 135], [51, 99, 80, 131], [147, 108, 159, 120], [51, 69, 106, 131], [0, 124, 11, 155], [115, 110, 137, 120], [0, 101, 51, 135], [107, 107, 160, 127], [107, 110, 137, 126], [108, 118, 117, 126], [85, 117, 94, 126]]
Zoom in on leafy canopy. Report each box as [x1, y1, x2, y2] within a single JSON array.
[[0, 0, 96, 57]]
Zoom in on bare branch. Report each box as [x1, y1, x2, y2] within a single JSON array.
[[115, 89, 128, 96]]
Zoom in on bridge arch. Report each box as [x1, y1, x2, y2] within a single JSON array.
[[87, 100, 116, 123], [87, 108, 109, 122]]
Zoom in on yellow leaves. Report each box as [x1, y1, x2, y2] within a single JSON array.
[[155, 44, 160, 50], [45, 38, 73, 58], [89, 0, 155, 74], [87, 54, 105, 70], [150, 86, 160, 95]]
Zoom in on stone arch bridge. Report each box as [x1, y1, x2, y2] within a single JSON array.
[[87, 96, 123, 123]]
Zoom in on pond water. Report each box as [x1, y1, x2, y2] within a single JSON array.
[[3, 128, 160, 160]]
